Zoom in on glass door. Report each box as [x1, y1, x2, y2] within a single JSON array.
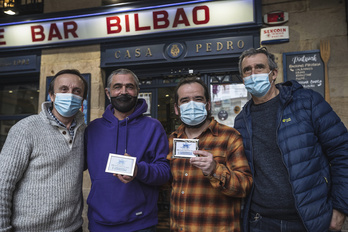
[[139, 87, 182, 136], [157, 87, 179, 135], [139, 86, 177, 232]]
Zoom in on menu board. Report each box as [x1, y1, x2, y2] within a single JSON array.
[[283, 50, 324, 97]]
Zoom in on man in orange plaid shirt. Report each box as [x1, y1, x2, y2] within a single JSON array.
[[167, 77, 252, 232]]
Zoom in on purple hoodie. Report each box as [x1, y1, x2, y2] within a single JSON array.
[[85, 99, 170, 232]]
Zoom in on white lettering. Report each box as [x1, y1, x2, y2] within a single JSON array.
[[292, 54, 317, 64]]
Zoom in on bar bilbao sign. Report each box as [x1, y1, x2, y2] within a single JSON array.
[[0, 0, 254, 48]]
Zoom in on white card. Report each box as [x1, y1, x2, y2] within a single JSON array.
[[172, 138, 199, 158], [105, 153, 137, 176]]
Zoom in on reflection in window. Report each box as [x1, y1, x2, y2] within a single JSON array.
[[140, 79, 153, 86], [0, 82, 39, 151], [139, 92, 152, 115], [210, 83, 248, 127], [0, 83, 39, 115]]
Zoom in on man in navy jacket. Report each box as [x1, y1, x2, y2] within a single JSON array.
[[234, 47, 348, 232], [85, 68, 171, 232]]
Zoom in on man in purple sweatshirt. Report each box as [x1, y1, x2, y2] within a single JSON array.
[[85, 68, 171, 232]]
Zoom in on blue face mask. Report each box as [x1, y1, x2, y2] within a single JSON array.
[[179, 101, 207, 126], [244, 71, 272, 97], [54, 93, 83, 117]]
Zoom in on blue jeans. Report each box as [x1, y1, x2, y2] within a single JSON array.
[[134, 225, 157, 232], [249, 212, 307, 232]]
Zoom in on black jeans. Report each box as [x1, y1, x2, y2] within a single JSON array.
[[249, 212, 307, 232]]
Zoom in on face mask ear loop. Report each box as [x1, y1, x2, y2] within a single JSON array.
[[269, 70, 276, 83]]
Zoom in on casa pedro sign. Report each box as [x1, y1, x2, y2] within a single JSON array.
[[0, 0, 255, 49]]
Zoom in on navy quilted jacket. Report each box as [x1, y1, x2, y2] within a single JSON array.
[[234, 80, 348, 232]]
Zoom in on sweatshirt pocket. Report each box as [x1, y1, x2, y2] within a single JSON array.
[[87, 178, 147, 225]]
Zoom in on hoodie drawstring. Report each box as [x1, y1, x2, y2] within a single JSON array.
[[124, 117, 129, 154], [115, 117, 129, 155], [116, 120, 119, 154]]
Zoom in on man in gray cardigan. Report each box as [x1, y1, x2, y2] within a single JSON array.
[[0, 69, 88, 232]]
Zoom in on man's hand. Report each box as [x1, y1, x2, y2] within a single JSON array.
[[113, 164, 137, 184], [113, 153, 138, 184], [329, 209, 346, 231], [190, 150, 216, 176]]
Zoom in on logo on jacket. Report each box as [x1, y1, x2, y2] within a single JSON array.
[[282, 118, 291, 123]]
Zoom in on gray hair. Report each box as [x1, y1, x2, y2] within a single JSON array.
[[106, 68, 140, 91], [238, 47, 278, 76]]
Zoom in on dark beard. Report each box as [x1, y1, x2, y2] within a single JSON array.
[[111, 94, 138, 113]]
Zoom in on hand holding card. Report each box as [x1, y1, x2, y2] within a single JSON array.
[[105, 153, 137, 176]]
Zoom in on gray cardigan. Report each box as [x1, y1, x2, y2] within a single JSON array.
[[0, 102, 86, 232]]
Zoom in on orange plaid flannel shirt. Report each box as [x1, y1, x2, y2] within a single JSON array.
[[167, 119, 252, 232]]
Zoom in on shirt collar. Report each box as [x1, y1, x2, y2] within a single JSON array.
[[174, 117, 218, 138], [47, 106, 77, 130]]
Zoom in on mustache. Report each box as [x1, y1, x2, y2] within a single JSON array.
[[113, 94, 137, 102]]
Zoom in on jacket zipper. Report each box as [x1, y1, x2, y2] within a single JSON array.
[[275, 97, 309, 232]]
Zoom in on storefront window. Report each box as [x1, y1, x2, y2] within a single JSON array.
[[210, 81, 249, 127], [140, 79, 153, 86], [139, 92, 152, 115], [0, 82, 39, 150], [0, 83, 38, 115], [157, 87, 178, 135], [162, 76, 182, 84]]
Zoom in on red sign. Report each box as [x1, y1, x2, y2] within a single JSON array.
[[263, 11, 288, 25]]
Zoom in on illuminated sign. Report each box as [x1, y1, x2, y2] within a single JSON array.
[[0, 0, 255, 49]]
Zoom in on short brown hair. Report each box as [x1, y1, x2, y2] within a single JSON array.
[[174, 77, 210, 105], [48, 69, 88, 99]]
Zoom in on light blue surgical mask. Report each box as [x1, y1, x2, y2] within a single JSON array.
[[54, 93, 83, 117], [179, 101, 207, 126], [244, 71, 273, 97]]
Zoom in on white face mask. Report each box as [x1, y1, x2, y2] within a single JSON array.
[[179, 101, 207, 126], [54, 93, 83, 117]]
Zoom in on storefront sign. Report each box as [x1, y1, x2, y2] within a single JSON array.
[[260, 26, 289, 44], [0, 55, 39, 73], [185, 36, 253, 58], [102, 44, 166, 65], [101, 35, 253, 66], [0, 0, 255, 49]]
